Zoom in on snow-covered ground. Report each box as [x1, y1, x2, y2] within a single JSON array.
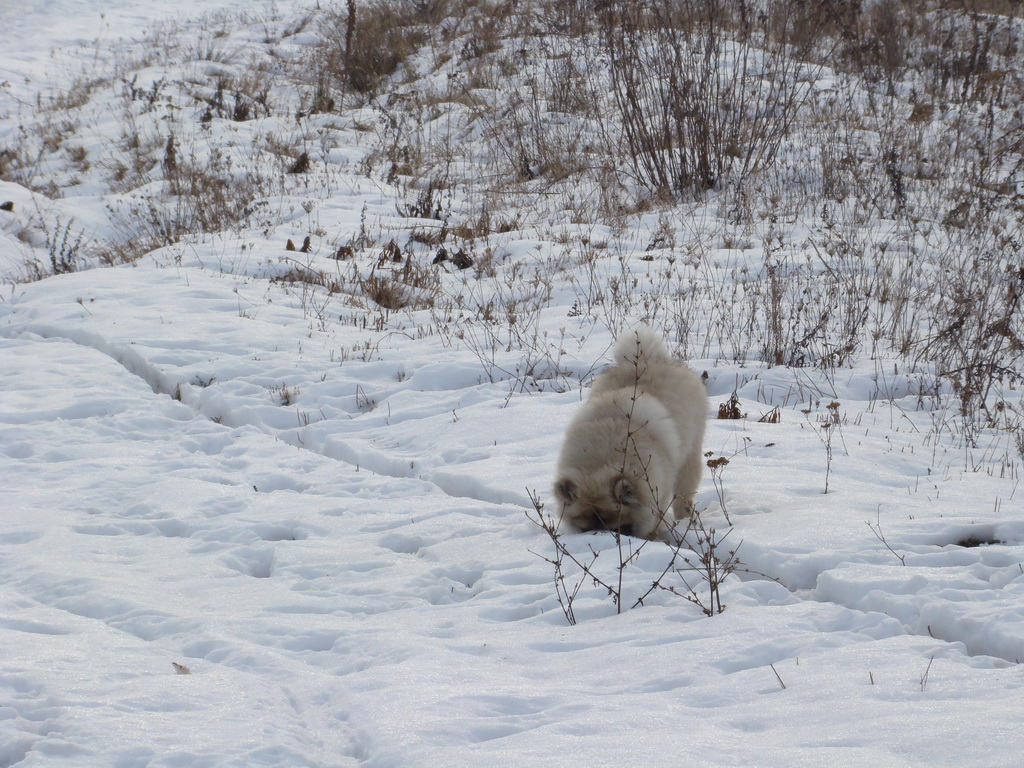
[[3, 2, 1024, 766]]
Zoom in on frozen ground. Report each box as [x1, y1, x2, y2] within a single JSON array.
[[2, 2, 1024, 767]]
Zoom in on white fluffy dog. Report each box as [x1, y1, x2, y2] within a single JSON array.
[[553, 327, 707, 539]]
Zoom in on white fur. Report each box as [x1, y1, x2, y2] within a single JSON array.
[[553, 327, 707, 539]]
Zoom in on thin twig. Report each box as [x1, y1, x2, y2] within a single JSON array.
[[770, 663, 787, 690]]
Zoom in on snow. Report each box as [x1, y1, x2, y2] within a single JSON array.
[[3, 2, 1024, 766]]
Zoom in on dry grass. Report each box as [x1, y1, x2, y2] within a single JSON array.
[[315, 1, 444, 96], [2, 0, 1022, 452]]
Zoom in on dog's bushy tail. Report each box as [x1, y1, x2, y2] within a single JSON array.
[[612, 325, 672, 368]]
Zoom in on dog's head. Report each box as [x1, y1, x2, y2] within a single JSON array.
[[553, 472, 662, 538]]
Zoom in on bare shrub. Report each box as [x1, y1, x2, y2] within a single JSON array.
[[526, 490, 743, 622], [317, 1, 443, 95], [596, 0, 817, 196], [359, 255, 441, 311], [104, 144, 265, 264], [45, 218, 87, 275], [166, 159, 259, 235], [195, 74, 273, 123], [928, 255, 1024, 439], [834, 0, 917, 96], [272, 259, 340, 293], [397, 176, 447, 220]]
